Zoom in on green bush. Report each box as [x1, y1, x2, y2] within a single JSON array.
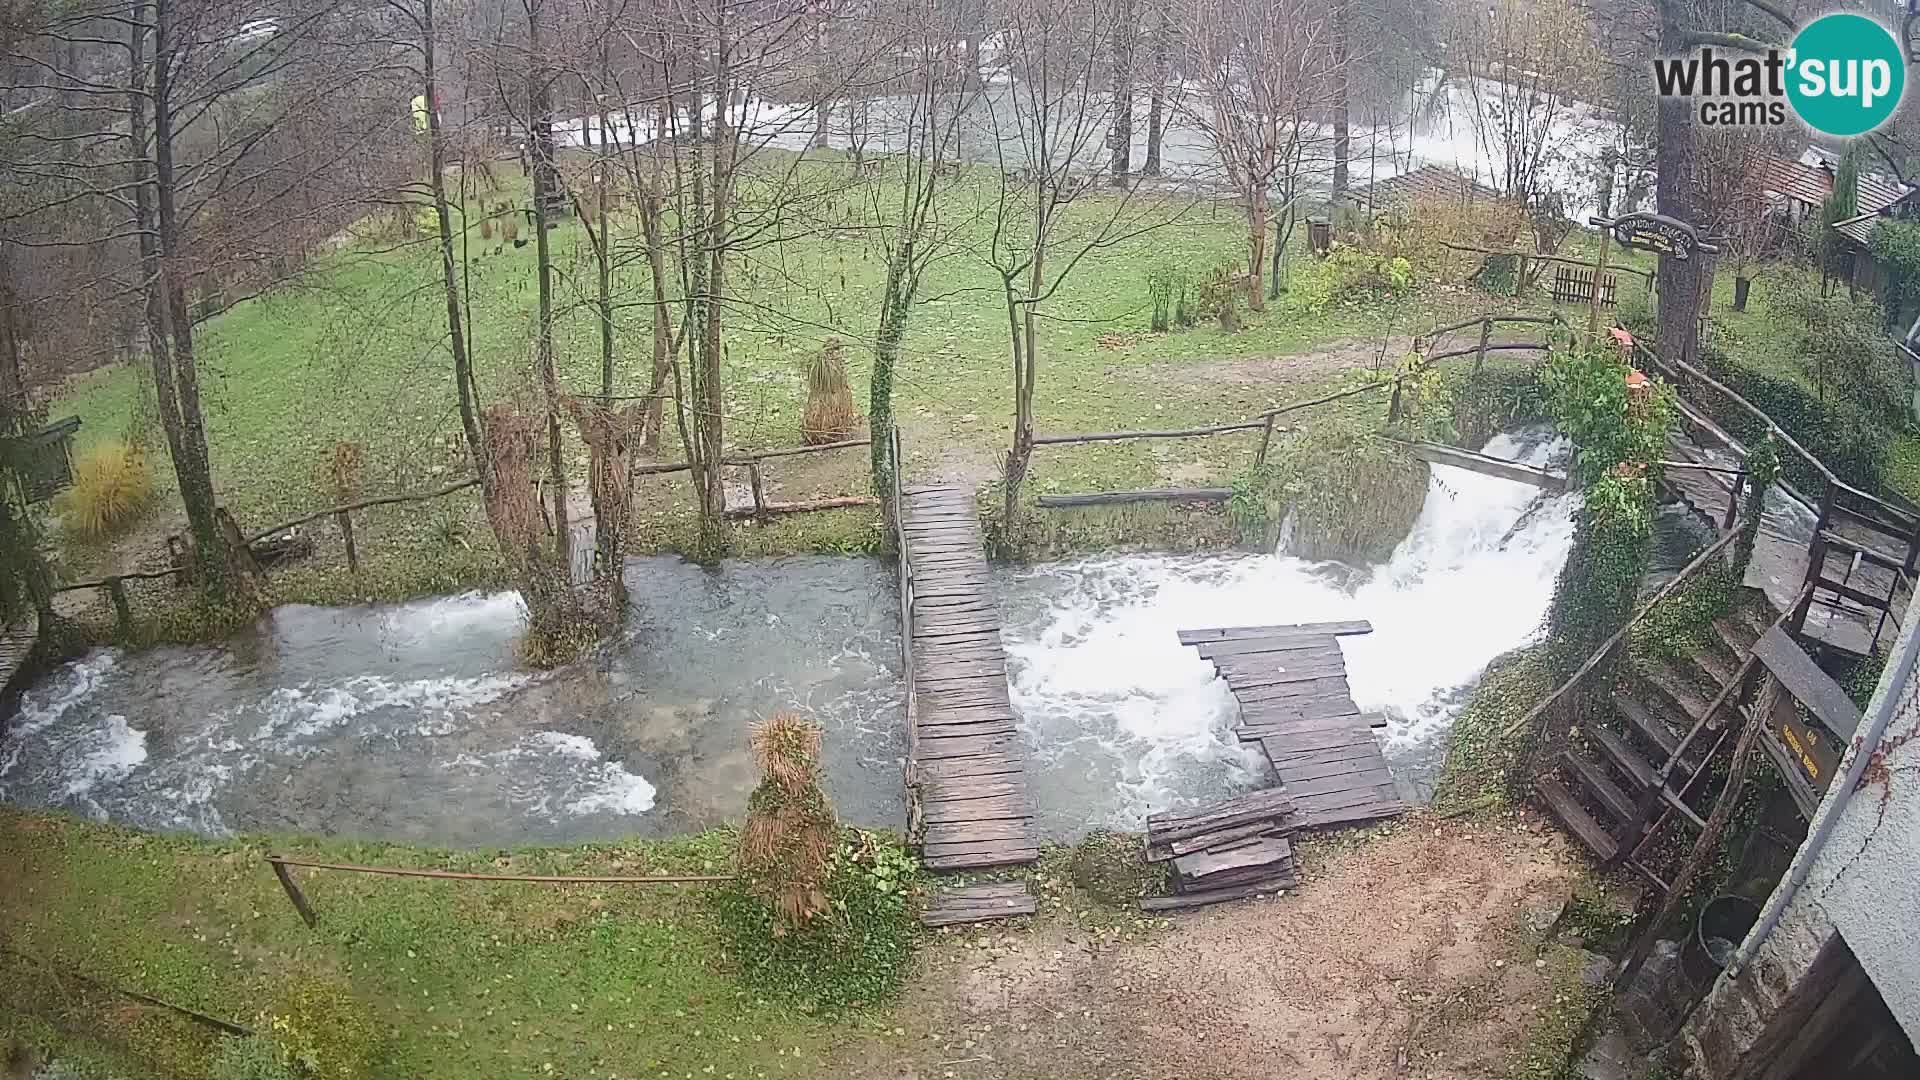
[[1294, 246, 1414, 312], [1771, 284, 1909, 425], [1232, 423, 1428, 561], [1693, 340, 1887, 495], [211, 1035, 296, 1080], [712, 828, 921, 1012], [1868, 218, 1920, 326], [1442, 361, 1549, 450], [256, 981, 385, 1079]]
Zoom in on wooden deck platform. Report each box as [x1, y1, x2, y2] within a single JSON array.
[[899, 485, 1040, 873], [1179, 621, 1404, 829]]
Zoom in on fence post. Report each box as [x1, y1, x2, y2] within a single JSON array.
[[270, 860, 319, 929], [747, 461, 766, 519], [104, 576, 132, 638], [1255, 414, 1276, 468], [1722, 472, 1743, 533], [1473, 317, 1492, 376], [335, 510, 358, 574]]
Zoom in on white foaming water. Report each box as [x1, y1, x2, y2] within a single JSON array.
[[1002, 432, 1579, 832], [451, 730, 658, 818], [250, 672, 537, 745]]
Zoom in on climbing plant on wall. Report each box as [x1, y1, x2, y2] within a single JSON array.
[[1540, 343, 1677, 675]]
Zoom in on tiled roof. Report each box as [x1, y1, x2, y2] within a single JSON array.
[[1356, 165, 1501, 208], [1761, 158, 1831, 207]]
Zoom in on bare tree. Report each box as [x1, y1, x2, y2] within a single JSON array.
[[981, 0, 1180, 525], [1179, 0, 1339, 313], [1445, 0, 1601, 203], [866, 0, 980, 496]]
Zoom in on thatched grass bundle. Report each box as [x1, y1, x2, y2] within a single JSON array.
[[740, 711, 837, 933], [801, 338, 857, 445]]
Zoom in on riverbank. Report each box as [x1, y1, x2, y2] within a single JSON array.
[[0, 807, 1621, 1080]]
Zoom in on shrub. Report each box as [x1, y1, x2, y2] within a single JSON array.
[[1772, 284, 1910, 426], [1444, 361, 1550, 449], [1194, 262, 1243, 329], [1144, 262, 1185, 333], [1233, 423, 1428, 561], [256, 980, 385, 1079], [801, 338, 858, 445], [1293, 246, 1414, 313], [312, 440, 365, 505], [1403, 195, 1530, 280], [1693, 340, 1887, 495], [713, 827, 921, 1011], [211, 1035, 296, 1080], [55, 438, 155, 541]]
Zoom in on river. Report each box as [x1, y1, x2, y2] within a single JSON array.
[[2, 432, 1593, 846]]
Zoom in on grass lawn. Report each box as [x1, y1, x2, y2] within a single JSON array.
[[48, 154, 1478, 615], [0, 809, 861, 1079]]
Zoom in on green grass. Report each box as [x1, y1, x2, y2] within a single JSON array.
[[47, 153, 1477, 603], [0, 809, 865, 1079]]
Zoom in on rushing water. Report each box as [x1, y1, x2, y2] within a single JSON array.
[[4, 432, 1607, 847], [0, 557, 905, 845], [997, 430, 1582, 838]]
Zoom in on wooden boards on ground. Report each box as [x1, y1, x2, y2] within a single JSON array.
[[920, 882, 1038, 927], [1180, 620, 1405, 833], [1142, 789, 1300, 910], [902, 485, 1039, 873]]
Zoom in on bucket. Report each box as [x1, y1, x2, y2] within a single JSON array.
[[1684, 894, 1761, 984]]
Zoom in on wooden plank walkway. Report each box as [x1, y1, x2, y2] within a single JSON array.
[[899, 485, 1040, 872], [1181, 621, 1404, 830]]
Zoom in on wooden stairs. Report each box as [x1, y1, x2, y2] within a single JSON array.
[[1535, 601, 1776, 890]]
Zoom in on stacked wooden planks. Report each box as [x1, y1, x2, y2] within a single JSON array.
[[1180, 621, 1404, 830], [1142, 788, 1299, 910], [920, 881, 1039, 927], [899, 485, 1040, 872]]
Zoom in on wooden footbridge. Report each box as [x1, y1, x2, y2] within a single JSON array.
[[896, 484, 1040, 873], [1180, 620, 1405, 829]]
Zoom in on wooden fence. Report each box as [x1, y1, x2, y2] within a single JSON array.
[[264, 854, 732, 929], [628, 436, 878, 518], [1023, 312, 1566, 508], [1551, 266, 1618, 307]]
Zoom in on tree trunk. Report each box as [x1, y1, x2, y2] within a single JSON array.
[[1331, 2, 1350, 200], [1247, 187, 1268, 313], [871, 253, 913, 498], [1653, 7, 1702, 365], [1734, 275, 1752, 312], [596, 44, 615, 400], [1143, 11, 1165, 178], [527, 0, 570, 573], [422, 0, 489, 492], [146, 0, 255, 606], [1109, 0, 1133, 186]]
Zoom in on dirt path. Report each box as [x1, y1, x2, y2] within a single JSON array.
[[840, 815, 1594, 1080]]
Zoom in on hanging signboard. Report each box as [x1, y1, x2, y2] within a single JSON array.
[[1588, 212, 1719, 262]]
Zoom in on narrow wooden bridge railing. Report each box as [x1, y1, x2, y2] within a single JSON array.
[[1633, 339, 1920, 653], [629, 436, 878, 518]]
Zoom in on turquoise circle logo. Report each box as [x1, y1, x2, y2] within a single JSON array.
[[1787, 13, 1905, 137]]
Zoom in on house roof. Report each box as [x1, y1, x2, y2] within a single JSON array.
[[1761, 158, 1832, 207], [1356, 165, 1501, 208]]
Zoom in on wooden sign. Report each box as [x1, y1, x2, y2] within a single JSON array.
[[1775, 695, 1842, 792], [1589, 212, 1718, 262]]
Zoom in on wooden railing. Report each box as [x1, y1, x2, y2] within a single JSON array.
[[1633, 339, 1920, 654], [1026, 313, 1564, 507], [629, 436, 878, 519]]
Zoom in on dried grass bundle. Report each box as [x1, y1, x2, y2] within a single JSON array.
[[801, 338, 856, 445], [740, 711, 837, 933]]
